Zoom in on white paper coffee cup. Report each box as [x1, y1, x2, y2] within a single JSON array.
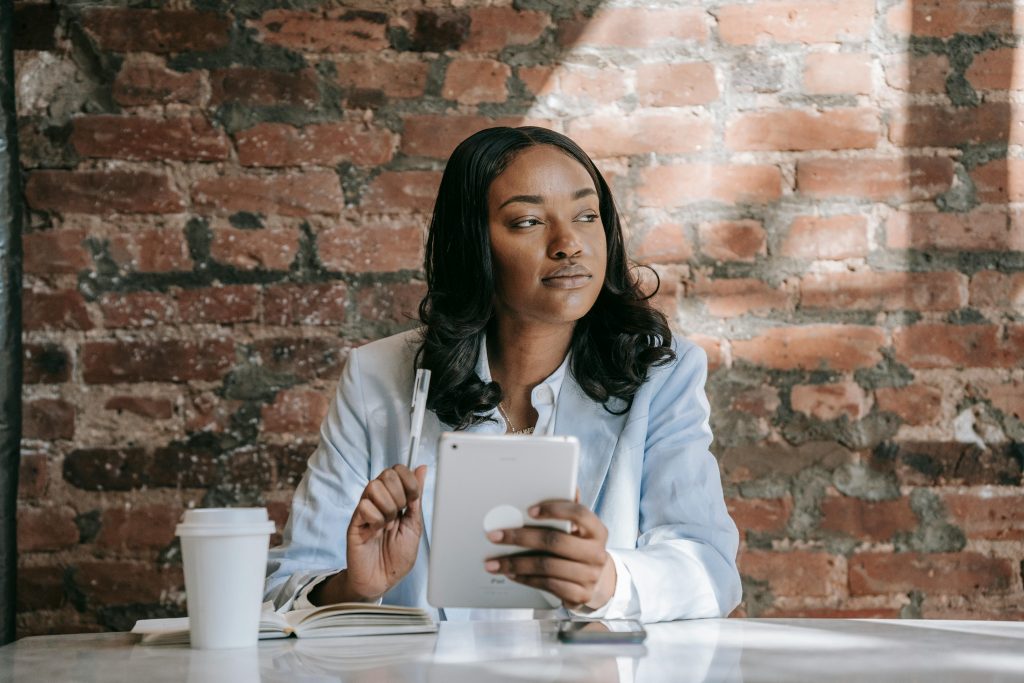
[[176, 508, 275, 650]]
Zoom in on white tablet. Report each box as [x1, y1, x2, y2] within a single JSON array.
[[427, 432, 580, 609]]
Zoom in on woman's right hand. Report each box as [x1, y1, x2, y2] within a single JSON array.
[[343, 464, 427, 601]]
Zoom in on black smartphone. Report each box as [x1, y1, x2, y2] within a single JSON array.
[[557, 619, 647, 644]]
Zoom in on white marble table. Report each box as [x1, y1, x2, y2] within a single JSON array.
[[3, 618, 1023, 682]]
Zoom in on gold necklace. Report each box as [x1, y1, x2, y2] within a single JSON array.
[[498, 400, 534, 435]]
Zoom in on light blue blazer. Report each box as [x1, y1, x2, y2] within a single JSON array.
[[265, 329, 742, 623]]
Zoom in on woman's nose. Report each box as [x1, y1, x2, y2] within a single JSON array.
[[548, 221, 583, 259]]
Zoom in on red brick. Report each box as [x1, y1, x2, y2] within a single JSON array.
[[23, 399, 75, 440], [336, 56, 430, 99], [17, 506, 79, 552], [797, 157, 954, 202], [885, 212, 1023, 251], [687, 334, 725, 373], [974, 379, 1024, 421], [781, 215, 868, 260], [727, 108, 879, 151], [63, 448, 148, 491], [892, 324, 1020, 369], [99, 291, 177, 328], [518, 66, 556, 96], [635, 62, 719, 107], [637, 164, 782, 206], [236, 122, 395, 167], [726, 497, 792, 534], [716, 1, 873, 45], [441, 58, 511, 105], [104, 396, 174, 420], [971, 158, 1024, 203], [791, 381, 871, 421], [71, 115, 229, 162], [23, 290, 92, 331], [819, 496, 917, 541], [556, 66, 630, 104], [885, 0, 1015, 38], [210, 67, 320, 108], [941, 493, 1024, 541], [731, 386, 781, 418], [400, 114, 538, 159], [177, 285, 261, 324], [264, 282, 348, 326], [18, 451, 49, 499], [23, 230, 91, 275], [73, 561, 183, 605], [883, 53, 950, 93], [362, 170, 441, 213], [850, 552, 1013, 596], [249, 338, 344, 382], [319, 219, 424, 272], [803, 53, 872, 95], [875, 384, 943, 426], [82, 8, 229, 53], [261, 389, 329, 434], [193, 173, 343, 217], [96, 505, 182, 550], [886, 442, 1022, 487], [107, 228, 192, 274], [698, 220, 766, 263], [763, 606, 902, 618], [186, 393, 242, 435], [113, 57, 202, 106], [966, 47, 1022, 91], [734, 325, 885, 371], [208, 227, 300, 271], [465, 7, 548, 52], [800, 271, 967, 311], [986, 278, 1024, 326], [24, 344, 70, 385], [559, 7, 707, 47], [82, 339, 235, 384], [25, 170, 184, 215], [692, 277, 788, 318], [633, 223, 693, 264], [249, 9, 388, 52], [17, 566, 66, 612], [739, 550, 842, 597], [356, 280, 427, 326], [568, 112, 713, 158], [890, 103, 1016, 147]]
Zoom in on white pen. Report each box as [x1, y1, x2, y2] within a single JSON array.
[[407, 369, 431, 469]]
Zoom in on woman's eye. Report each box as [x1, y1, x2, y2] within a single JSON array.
[[511, 218, 541, 229], [577, 213, 598, 223]]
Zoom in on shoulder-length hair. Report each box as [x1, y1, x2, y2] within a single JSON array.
[[416, 126, 675, 429]]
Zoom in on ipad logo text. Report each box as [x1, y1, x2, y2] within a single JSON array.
[[490, 577, 506, 584]]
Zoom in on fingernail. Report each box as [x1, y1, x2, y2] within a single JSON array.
[[528, 506, 539, 517], [485, 560, 500, 572], [487, 530, 502, 542]]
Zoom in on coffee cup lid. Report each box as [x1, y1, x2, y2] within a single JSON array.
[[175, 507, 275, 537]]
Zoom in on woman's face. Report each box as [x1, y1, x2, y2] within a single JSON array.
[[486, 145, 608, 326]]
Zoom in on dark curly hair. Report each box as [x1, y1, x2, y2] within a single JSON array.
[[416, 126, 675, 429]]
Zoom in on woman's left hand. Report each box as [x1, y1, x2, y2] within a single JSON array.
[[484, 497, 616, 611]]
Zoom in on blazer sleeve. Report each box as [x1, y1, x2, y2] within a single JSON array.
[[263, 347, 371, 611], [614, 343, 742, 622]]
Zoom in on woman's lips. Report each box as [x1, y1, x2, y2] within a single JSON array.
[[541, 274, 592, 289]]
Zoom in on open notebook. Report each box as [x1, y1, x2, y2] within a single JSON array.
[[132, 602, 437, 645]]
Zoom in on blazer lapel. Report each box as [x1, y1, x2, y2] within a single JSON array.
[[553, 376, 627, 510]]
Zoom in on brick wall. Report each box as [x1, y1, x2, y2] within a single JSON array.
[[15, 0, 1024, 635]]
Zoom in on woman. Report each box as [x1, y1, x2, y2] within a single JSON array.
[[265, 127, 741, 623]]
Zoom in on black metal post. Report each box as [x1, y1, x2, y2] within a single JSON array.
[[0, 0, 22, 646]]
